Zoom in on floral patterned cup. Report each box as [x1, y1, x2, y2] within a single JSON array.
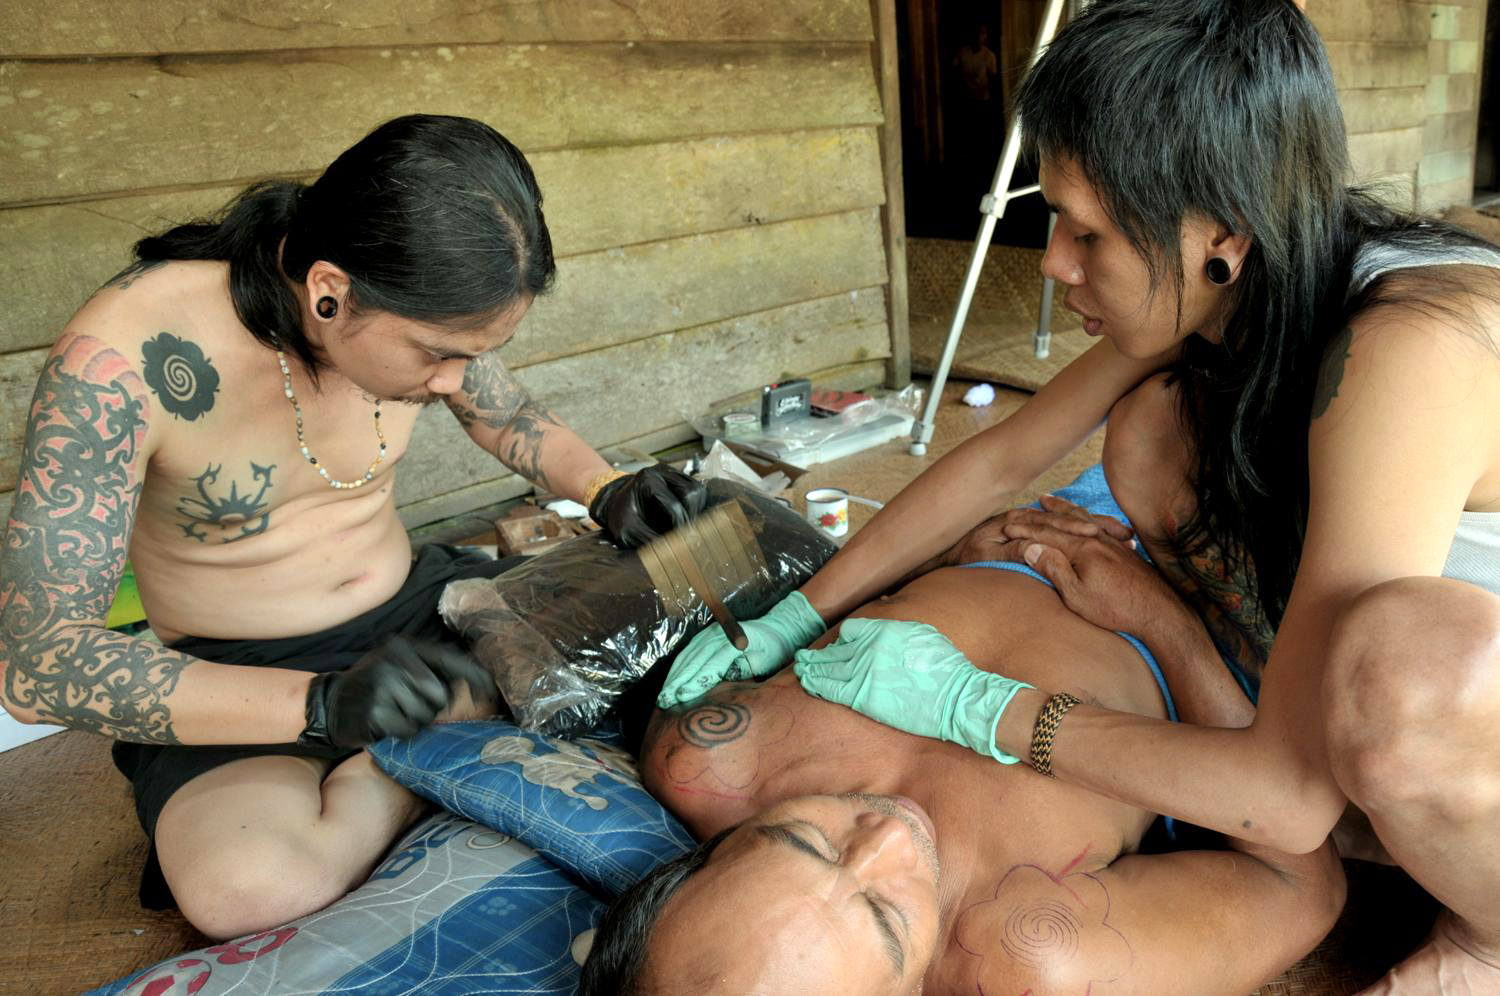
[[804, 487, 850, 539]]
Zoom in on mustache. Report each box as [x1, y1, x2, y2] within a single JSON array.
[[380, 392, 444, 407]]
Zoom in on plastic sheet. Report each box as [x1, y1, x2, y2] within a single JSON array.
[[439, 479, 837, 736], [692, 384, 924, 464]]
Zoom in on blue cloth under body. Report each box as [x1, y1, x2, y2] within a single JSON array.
[[975, 464, 1258, 704]]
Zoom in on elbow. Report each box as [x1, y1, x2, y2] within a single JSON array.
[[0, 665, 36, 726], [2, 699, 39, 725], [1254, 782, 1346, 855]]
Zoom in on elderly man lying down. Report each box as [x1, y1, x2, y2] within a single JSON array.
[[580, 514, 1345, 994]]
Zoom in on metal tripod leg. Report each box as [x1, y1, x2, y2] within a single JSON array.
[[908, 0, 1070, 456]]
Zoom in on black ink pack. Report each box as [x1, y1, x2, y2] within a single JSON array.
[[760, 379, 812, 426]]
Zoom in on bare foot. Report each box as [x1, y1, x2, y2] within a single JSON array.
[[1359, 912, 1500, 995]]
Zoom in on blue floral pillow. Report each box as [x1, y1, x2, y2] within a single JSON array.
[[94, 721, 691, 995], [369, 719, 693, 899]]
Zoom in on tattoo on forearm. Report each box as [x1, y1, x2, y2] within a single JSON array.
[[449, 353, 529, 431], [176, 462, 276, 543], [1155, 519, 1274, 676], [0, 337, 190, 743], [448, 354, 563, 489], [1311, 326, 1352, 420], [141, 333, 219, 421], [957, 858, 1133, 994], [493, 400, 563, 490]]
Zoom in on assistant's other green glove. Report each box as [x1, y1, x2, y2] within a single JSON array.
[[792, 617, 1032, 764], [657, 591, 826, 707]]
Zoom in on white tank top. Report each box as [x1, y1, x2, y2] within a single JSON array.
[[1349, 232, 1500, 597]]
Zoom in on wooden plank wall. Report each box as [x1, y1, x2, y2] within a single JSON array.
[[0, 1, 900, 531], [1310, 0, 1488, 211]]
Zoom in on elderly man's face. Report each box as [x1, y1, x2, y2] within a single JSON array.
[[644, 793, 943, 995]]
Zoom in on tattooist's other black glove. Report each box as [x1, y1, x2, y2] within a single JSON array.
[[296, 635, 498, 750], [589, 463, 710, 548]]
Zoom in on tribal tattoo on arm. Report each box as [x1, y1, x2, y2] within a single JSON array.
[[1147, 325, 1354, 674], [1150, 528, 1275, 676], [0, 336, 195, 744], [446, 351, 566, 490]]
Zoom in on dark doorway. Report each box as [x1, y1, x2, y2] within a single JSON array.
[[896, 0, 1059, 247], [1477, 0, 1498, 200]]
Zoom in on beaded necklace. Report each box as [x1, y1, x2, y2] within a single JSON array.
[[276, 350, 387, 490]]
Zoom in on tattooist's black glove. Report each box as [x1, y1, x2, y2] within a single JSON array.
[[589, 463, 710, 548], [296, 635, 498, 750]]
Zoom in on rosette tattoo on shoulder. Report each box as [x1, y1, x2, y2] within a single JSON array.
[[141, 333, 220, 421]]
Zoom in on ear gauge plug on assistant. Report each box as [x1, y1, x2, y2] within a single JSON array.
[[1206, 257, 1232, 285], [316, 295, 339, 319]]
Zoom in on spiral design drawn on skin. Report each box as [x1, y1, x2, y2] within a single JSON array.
[[1000, 901, 1081, 967], [677, 703, 750, 747]]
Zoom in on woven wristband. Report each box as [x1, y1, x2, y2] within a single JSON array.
[[583, 469, 629, 510], [1029, 692, 1081, 778]]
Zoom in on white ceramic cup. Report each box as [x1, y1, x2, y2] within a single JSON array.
[[805, 487, 850, 538]]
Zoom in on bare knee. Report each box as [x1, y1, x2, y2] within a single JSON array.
[[166, 834, 352, 941], [1324, 577, 1500, 818], [1101, 373, 1192, 539]]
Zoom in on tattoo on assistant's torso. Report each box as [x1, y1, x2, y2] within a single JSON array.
[[175, 462, 276, 543]]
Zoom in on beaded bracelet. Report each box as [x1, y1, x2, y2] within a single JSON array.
[[583, 469, 629, 510], [1029, 692, 1081, 778]]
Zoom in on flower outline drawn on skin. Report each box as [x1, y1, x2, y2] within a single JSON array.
[[958, 863, 1133, 994]]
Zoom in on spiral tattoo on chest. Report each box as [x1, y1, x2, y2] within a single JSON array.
[[141, 333, 219, 421], [677, 703, 751, 747]]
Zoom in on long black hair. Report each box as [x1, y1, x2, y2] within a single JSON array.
[[128, 114, 556, 381], [1017, 0, 1500, 628]]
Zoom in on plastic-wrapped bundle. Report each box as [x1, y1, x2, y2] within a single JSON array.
[[439, 480, 837, 736]]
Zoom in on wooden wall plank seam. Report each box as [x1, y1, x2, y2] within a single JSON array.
[[1, 133, 887, 355], [0, 43, 882, 204], [1, 0, 876, 59], [508, 209, 889, 368], [1310, 2, 1431, 43], [870, 0, 910, 388]]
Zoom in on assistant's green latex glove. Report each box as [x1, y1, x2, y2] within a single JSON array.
[[657, 591, 826, 707], [792, 617, 1032, 763]]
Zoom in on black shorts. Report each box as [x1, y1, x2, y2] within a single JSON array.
[[111, 543, 525, 910]]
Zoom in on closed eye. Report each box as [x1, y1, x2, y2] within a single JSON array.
[[756, 823, 908, 977]]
